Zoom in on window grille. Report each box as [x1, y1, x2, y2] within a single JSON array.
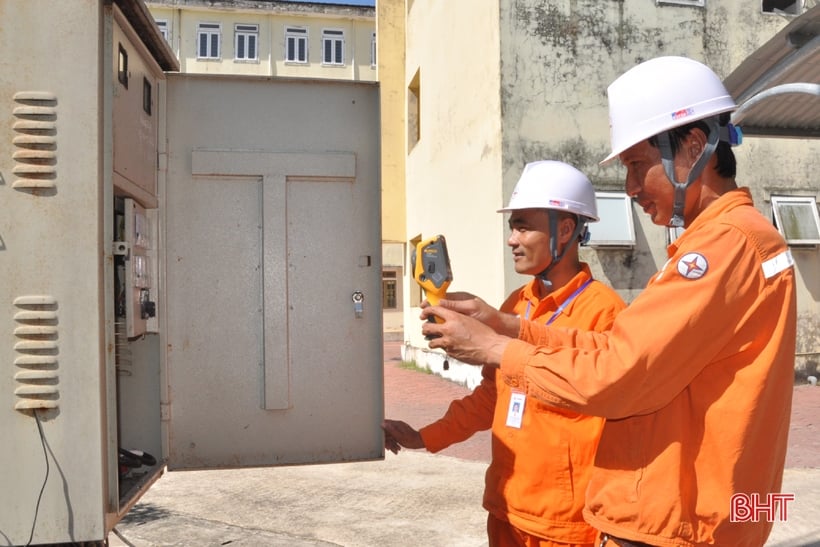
[[322, 29, 345, 65], [286, 27, 308, 63], [198, 23, 221, 59], [235, 24, 258, 61]]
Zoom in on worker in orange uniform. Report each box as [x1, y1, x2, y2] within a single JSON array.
[[419, 56, 797, 547], [383, 160, 627, 547]]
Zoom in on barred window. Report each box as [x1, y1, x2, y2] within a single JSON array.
[[286, 27, 308, 63], [382, 271, 398, 310], [197, 23, 221, 59], [322, 29, 344, 65], [235, 24, 258, 61]]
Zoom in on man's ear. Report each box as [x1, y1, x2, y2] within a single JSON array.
[[558, 216, 576, 244], [686, 127, 708, 162]]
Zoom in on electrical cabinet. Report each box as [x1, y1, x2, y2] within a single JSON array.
[[0, 1, 384, 545], [115, 198, 158, 339]]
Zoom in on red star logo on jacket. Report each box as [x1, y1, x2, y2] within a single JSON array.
[[677, 252, 708, 280]]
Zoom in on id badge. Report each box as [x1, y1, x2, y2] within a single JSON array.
[[506, 392, 526, 429]]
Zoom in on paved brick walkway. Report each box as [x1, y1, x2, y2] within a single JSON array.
[[785, 384, 820, 468], [384, 341, 491, 462], [384, 341, 820, 469]]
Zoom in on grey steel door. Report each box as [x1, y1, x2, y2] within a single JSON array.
[[162, 74, 384, 469]]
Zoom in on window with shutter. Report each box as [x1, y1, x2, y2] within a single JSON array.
[[286, 27, 308, 63], [322, 29, 345, 66], [235, 24, 258, 61], [197, 23, 221, 59]]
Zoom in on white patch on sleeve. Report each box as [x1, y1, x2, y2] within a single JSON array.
[[762, 250, 794, 279]]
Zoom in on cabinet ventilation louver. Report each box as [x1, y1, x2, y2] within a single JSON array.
[[12, 91, 57, 190], [13, 295, 60, 411]]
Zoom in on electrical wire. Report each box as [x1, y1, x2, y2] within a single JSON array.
[[25, 409, 50, 547], [112, 526, 137, 546]]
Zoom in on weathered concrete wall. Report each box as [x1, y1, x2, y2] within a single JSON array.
[[737, 140, 820, 378], [498, 1, 819, 373], [498, 1, 786, 289]]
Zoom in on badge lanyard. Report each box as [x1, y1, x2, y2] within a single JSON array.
[[524, 278, 593, 325], [509, 278, 594, 429]]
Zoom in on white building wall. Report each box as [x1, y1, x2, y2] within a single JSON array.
[[403, 0, 505, 358]]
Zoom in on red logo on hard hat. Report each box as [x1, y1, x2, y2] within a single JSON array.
[[671, 108, 695, 121], [549, 199, 562, 206]]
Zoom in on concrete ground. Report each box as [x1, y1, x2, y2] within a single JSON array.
[[110, 342, 820, 547]]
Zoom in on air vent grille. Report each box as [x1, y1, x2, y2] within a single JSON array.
[[13, 295, 59, 411], [12, 91, 57, 190]]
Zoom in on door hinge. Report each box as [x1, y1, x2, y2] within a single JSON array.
[[160, 402, 171, 421]]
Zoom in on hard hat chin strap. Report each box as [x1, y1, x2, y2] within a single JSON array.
[[537, 211, 587, 290], [657, 117, 720, 228]]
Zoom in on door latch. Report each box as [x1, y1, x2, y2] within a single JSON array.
[[351, 291, 364, 318]]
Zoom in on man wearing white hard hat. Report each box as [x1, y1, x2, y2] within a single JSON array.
[[383, 161, 625, 547], [420, 56, 797, 547]]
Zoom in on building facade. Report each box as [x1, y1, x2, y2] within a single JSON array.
[[147, 0, 376, 81], [384, 0, 820, 386], [143, 0, 410, 336]]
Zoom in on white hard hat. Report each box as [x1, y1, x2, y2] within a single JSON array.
[[602, 56, 737, 164], [498, 160, 599, 222]]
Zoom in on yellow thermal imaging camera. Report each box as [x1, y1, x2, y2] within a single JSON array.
[[411, 235, 453, 314], [412, 235, 453, 369]]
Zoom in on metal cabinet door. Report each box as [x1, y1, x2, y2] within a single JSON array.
[[162, 74, 384, 469]]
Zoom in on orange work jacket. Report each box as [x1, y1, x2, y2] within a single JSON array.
[[500, 189, 797, 547], [420, 264, 626, 544]]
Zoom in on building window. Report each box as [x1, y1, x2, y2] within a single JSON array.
[[370, 32, 377, 67], [408, 70, 420, 151], [285, 27, 308, 63], [197, 23, 221, 59], [155, 19, 169, 42], [771, 196, 820, 245], [143, 77, 152, 115], [382, 271, 398, 310], [322, 29, 345, 65], [587, 193, 636, 247], [762, 0, 802, 15], [656, 0, 705, 6], [235, 24, 258, 61], [118, 44, 128, 88]]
